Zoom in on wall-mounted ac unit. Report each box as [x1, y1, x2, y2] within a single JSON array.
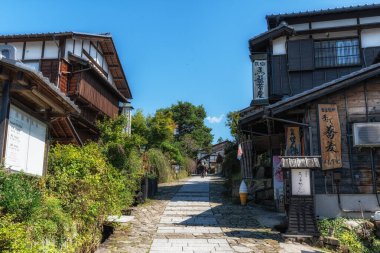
[[353, 122, 380, 147], [0, 45, 17, 60]]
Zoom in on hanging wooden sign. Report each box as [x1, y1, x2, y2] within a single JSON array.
[[318, 104, 342, 170], [285, 126, 301, 156], [253, 60, 268, 104]]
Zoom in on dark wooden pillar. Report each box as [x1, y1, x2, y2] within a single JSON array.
[[0, 79, 10, 160]]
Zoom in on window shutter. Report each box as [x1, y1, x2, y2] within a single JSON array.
[[287, 39, 314, 71]]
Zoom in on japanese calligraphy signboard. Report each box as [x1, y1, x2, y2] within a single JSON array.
[[253, 60, 268, 103], [285, 127, 301, 156], [4, 105, 47, 176], [291, 168, 311, 195], [318, 104, 342, 170]]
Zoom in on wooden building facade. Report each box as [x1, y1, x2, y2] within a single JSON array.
[[239, 4, 380, 218], [0, 32, 132, 145], [0, 55, 80, 176]]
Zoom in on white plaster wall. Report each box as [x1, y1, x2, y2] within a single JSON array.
[[315, 194, 380, 218], [361, 28, 380, 48], [360, 16, 380, 24], [44, 41, 59, 59], [74, 39, 82, 56], [291, 23, 309, 31], [82, 40, 90, 58], [272, 36, 287, 55], [89, 43, 97, 60], [311, 18, 357, 29], [312, 30, 358, 39], [65, 39, 74, 58], [24, 41, 43, 60]]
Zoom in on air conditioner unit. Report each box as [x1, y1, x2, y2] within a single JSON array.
[[353, 122, 380, 147], [0, 45, 17, 60]]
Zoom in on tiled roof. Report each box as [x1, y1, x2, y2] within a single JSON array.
[[266, 3, 380, 20]]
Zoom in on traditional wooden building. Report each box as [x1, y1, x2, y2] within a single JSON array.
[[0, 53, 80, 176], [239, 4, 380, 219], [0, 32, 132, 144]]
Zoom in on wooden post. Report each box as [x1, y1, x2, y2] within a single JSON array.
[[0, 79, 10, 161]]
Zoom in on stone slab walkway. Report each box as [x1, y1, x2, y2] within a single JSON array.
[[96, 176, 325, 253]]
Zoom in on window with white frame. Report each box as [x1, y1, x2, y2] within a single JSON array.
[[314, 38, 360, 68]]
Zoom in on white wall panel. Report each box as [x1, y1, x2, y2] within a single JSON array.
[[272, 36, 287, 55], [74, 39, 82, 56], [291, 23, 309, 31], [360, 16, 380, 24], [65, 39, 74, 58], [82, 40, 90, 58], [44, 41, 59, 59], [312, 30, 358, 39], [89, 43, 97, 59], [24, 41, 43, 59], [311, 18, 357, 29], [361, 28, 380, 48]]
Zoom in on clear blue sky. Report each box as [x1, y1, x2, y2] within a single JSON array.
[[1, 0, 379, 142]]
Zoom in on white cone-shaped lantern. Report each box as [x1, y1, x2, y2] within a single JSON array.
[[239, 180, 248, 205]]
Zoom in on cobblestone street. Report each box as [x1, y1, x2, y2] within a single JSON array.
[[96, 176, 324, 253]]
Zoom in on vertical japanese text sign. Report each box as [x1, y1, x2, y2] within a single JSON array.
[[253, 60, 268, 102], [318, 104, 342, 170], [285, 127, 301, 156]]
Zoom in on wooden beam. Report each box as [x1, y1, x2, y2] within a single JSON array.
[[15, 71, 29, 86], [0, 80, 10, 160], [103, 52, 114, 56], [0, 66, 10, 80]]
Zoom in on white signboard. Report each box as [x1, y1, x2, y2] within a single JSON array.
[[4, 105, 47, 176], [253, 60, 268, 102], [291, 169, 311, 196]]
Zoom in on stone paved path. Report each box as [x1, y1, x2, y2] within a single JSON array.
[[96, 176, 325, 253], [150, 177, 234, 253]]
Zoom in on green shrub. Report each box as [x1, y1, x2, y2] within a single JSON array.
[[0, 170, 42, 221], [0, 214, 36, 253], [46, 143, 132, 250], [147, 148, 174, 183], [28, 195, 75, 248], [318, 218, 373, 253]]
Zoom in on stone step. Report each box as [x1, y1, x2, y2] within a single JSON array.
[[157, 226, 223, 234]]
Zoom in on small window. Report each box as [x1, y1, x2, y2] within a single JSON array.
[[315, 38, 360, 68]]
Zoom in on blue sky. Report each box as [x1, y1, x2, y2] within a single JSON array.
[[1, 0, 379, 142]]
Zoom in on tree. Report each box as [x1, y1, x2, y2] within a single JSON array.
[[161, 101, 213, 156], [217, 137, 224, 143], [147, 110, 176, 148], [226, 111, 240, 141]]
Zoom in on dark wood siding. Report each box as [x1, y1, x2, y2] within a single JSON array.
[[287, 39, 314, 71], [304, 79, 380, 194], [59, 60, 70, 94], [40, 59, 59, 85], [271, 55, 289, 95], [362, 46, 380, 66], [78, 71, 119, 119]]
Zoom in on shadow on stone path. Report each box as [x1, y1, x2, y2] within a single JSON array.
[[96, 176, 325, 253]]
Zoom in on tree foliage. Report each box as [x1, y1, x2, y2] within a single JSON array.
[[161, 101, 213, 157], [226, 111, 240, 141]]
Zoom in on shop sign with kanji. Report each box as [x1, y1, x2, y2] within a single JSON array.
[[318, 104, 342, 170], [253, 60, 268, 102]]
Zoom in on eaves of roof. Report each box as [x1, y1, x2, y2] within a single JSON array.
[[266, 4, 380, 24], [68, 53, 128, 102], [239, 62, 380, 125], [248, 24, 294, 52], [0, 32, 132, 99], [0, 57, 80, 114]]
